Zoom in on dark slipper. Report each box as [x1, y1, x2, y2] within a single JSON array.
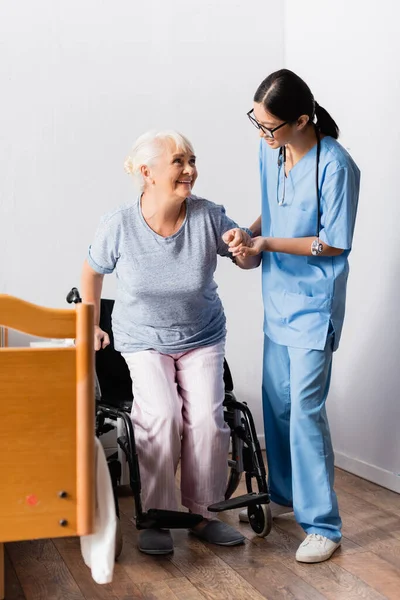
[[190, 520, 245, 546], [138, 529, 174, 555]]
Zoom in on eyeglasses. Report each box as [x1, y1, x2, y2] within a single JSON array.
[[247, 109, 289, 139]]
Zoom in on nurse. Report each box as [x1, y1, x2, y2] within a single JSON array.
[[224, 69, 360, 563]]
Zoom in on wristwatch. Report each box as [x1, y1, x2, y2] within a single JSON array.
[[311, 238, 324, 256]]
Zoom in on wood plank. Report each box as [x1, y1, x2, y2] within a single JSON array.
[[168, 534, 267, 600], [136, 581, 181, 600], [0, 348, 79, 541], [337, 487, 400, 539], [54, 536, 144, 599], [3, 548, 25, 600], [7, 539, 85, 600], [165, 577, 205, 599], [332, 551, 400, 600], [0, 294, 76, 338], [137, 578, 205, 600], [75, 302, 95, 537], [285, 557, 387, 600], [335, 469, 400, 517], [209, 541, 326, 600], [338, 508, 400, 571], [236, 566, 327, 600]]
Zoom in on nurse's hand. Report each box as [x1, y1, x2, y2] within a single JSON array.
[[222, 228, 253, 255], [94, 325, 110, 351], [233, 236, 266, 257]]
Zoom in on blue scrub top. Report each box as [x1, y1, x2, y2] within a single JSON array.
[[260, 136, 360, 351]]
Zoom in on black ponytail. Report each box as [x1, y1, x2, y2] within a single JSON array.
[[314, 101, 339, 139], [254, 69, 340, 139]]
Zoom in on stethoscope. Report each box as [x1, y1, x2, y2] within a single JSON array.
[[277, 125, 323, 255]]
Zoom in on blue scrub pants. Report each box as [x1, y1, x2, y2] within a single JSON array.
[[262, 330, 342, 542]]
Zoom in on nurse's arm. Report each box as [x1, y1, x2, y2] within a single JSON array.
[[239, 236, 344, 257], [233, 216, 263, 268], [222, 228, 262, 269], [249, 215, 262, 236]]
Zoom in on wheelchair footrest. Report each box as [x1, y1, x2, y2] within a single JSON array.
[[208, 493, 270, 512], [136, 509, 204, 530]]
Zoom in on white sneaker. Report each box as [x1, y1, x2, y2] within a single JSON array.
[[239, 501, 293, 523], [296, 534, 341, 563]]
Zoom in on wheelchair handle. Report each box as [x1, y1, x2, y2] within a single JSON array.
[[66, 287, 82, 304]]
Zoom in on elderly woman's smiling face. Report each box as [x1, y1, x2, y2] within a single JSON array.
[[143, 140, 198, 201]]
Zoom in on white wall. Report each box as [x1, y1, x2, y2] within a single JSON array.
[[6, 2, 396, 492], [285, 0, 400, 492], [0, 1, 284, 432]]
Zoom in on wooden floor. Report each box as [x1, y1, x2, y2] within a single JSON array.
[[4, 465, 400, 600]]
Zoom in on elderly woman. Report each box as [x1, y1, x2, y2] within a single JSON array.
[[81, 130, 252, 555]]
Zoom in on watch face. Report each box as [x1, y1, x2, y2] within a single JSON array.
[[311, 239, 323, 255]]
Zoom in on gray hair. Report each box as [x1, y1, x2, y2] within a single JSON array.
[[124, 130, 195, 190]]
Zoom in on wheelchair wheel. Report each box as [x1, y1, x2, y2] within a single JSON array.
[[247, 503, 272, 538], [225, 432, 243, 499]]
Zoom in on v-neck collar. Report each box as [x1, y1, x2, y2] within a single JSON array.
[[137, 195, 189, 242], [284, 138, 321, 179]]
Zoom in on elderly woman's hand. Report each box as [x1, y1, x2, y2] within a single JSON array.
[[94, 325, 110, 351], [222, 228, 253, 257]]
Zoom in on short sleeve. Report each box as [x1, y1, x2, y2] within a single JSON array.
[[319, 165, 360, 250], [87, 214, 121, 274], [217, 205, 252, 258]]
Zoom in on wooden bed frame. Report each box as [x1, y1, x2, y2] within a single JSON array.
[[0, 295, 95, 599]]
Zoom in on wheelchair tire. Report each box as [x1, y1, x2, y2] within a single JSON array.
[[248, 503, 272, 538]]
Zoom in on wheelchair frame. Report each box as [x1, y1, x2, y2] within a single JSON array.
[[67, 287, 272, 538]]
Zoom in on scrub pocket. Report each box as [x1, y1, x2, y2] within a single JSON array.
[[282, 290, 332, 350]]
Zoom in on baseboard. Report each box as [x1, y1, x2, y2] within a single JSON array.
[[334, 452, 400, 494], [257, 435, 400, 494]]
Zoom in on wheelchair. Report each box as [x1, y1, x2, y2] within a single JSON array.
[[67, 288, 271, 545]]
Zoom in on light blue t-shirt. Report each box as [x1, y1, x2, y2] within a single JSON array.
[[260, 137, 360, 351], [87, 195, 246, 354]]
